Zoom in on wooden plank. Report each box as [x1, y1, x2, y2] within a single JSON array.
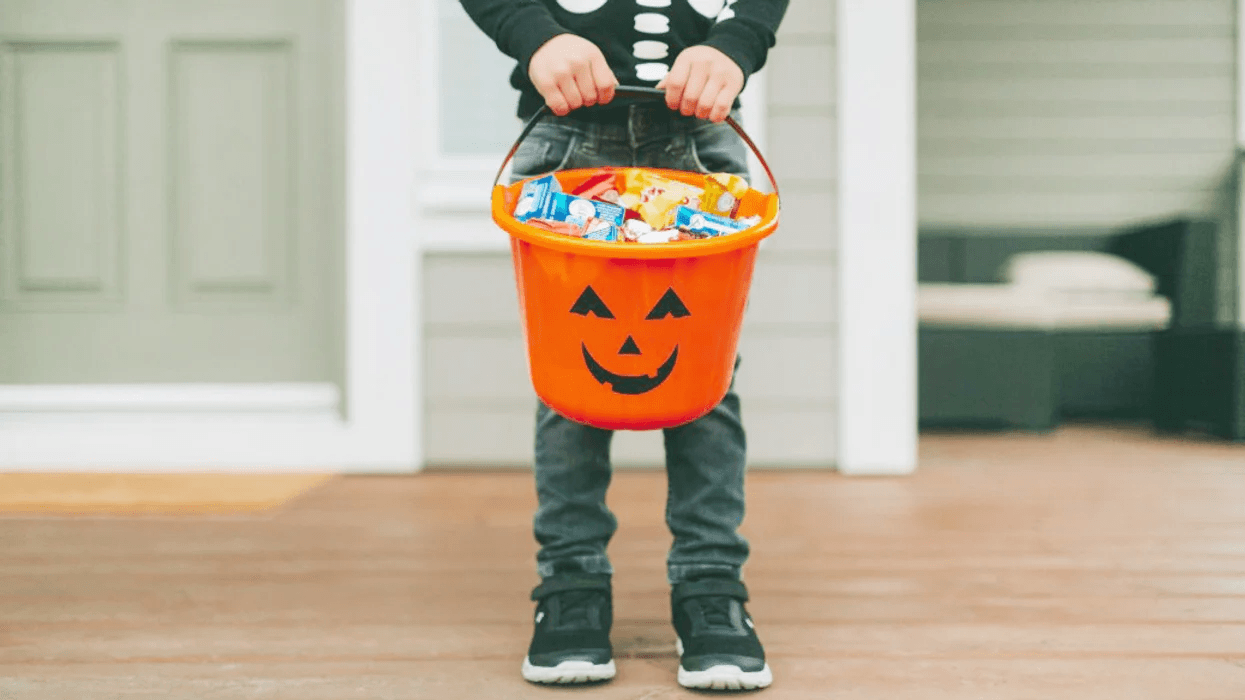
[[6, 660, 1242, 700], [5, 426, 1245, 696]]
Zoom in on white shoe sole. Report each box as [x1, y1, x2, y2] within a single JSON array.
[[521, 657, 616, 684], [675, 637, 773, 690]]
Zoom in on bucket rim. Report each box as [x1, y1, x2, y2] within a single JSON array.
[[491, 168, 780, 260]]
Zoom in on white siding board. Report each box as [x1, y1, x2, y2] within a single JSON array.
[[424, 406, 535, 466], [921, 153, 1233, 181], [919, 77, 1234, 103], [918, 0, 1235, 228], [778, 0, 834, 37], [766, 114, 836, 181], [919, 25, 1231, 41], [920, 63, 1234, 80], [767, 44, 835, 107], [917, 1, 1231, 28], [742, 407, 837, 467], [921, 100, 1232, 119], [745, 258, 836, 326], [920, 38, 1233, 66], [921, 139, 1230, 157], [426, 406, 836, 467], [920, 191, 1223, 228], [763, 190, 836, 253], [921, 115, 1232, 142], [422, 254, 517, 326], [424, 333, 530, 402]]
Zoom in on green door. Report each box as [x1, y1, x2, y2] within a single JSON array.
[[0, 0, 342, 384]]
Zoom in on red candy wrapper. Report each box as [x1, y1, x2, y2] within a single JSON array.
[[570, 172, 619, 201]]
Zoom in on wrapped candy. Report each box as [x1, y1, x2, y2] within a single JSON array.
[[636, 228, 680, 244], [546, 192, 626, 226], [570, 172, 620, 202], [700, 173, 750, 218], [514, 174, 561, 222], [618, 170, 704, 229], [527, 217, 620, 241], [581, 217, 620, 241], [674, 206, 750, 237]]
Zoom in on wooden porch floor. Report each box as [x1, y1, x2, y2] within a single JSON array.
[[3, 424, 1245, 698]]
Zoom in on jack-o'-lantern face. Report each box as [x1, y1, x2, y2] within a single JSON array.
[[570, 285, 690, 395]]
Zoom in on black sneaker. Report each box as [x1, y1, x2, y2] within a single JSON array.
[[671, 577, 772, 690], [521, 573, 616, 684]]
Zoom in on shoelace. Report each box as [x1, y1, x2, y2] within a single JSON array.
[[691, 595, 742, 633], [548, 590, 606, 629]]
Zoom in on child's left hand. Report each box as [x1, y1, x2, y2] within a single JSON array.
[[656, 46, 744, 123]]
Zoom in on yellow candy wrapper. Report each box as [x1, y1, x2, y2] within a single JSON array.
[[701, 173, 750, 218], [618, 170, 704, 229]]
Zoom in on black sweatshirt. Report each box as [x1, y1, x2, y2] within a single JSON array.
[[459, 0, 789, 119]]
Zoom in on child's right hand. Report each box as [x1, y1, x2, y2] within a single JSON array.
[[528, 34, 618, 116]]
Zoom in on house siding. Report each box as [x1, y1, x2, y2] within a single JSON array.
[[918, 0, 1236, 227]]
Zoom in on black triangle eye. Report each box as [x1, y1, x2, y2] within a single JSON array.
[[646, 288, 690, 320], [570, 285, 614, 318]]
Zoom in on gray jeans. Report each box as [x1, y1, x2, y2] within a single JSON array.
[[509, 102, 752, 585]]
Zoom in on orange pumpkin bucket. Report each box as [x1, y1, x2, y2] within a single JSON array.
[[491, 87, 781, 431]]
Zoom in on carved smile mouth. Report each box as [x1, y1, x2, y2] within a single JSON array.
[[581, 343, 678, 395]]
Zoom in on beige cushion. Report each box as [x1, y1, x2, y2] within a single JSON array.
[[1000, 251, 1156, 297], [918, 283, 1171, 331], [918, 283, 1057, 329]]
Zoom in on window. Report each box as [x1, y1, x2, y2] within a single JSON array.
[[435, 0, 522, 158]]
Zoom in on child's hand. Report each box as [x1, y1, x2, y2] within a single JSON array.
[[657, 46, 744, 123], [529, 34, 618, 116]]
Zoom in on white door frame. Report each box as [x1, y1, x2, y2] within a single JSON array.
[[0, 0, 421, 472], [835, 0, 918, 475]]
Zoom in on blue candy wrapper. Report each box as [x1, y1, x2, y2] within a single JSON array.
[[547, 192, 626, 226], [674, 206, 749, 237], [513, 174, 562, 222], [581, 218, 620, 241]]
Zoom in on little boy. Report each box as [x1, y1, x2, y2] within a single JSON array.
[[459, 0, 788, 690]]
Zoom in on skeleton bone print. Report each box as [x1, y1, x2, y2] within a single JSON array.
[[553, 0, 740, 82]]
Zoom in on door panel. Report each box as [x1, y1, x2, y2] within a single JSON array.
[[0, 0, 342, 384]]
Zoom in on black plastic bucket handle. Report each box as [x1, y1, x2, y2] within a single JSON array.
[[493, 85, 780, 196]]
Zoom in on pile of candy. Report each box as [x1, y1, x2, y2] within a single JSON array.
[[513, 168, 762, 243]]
